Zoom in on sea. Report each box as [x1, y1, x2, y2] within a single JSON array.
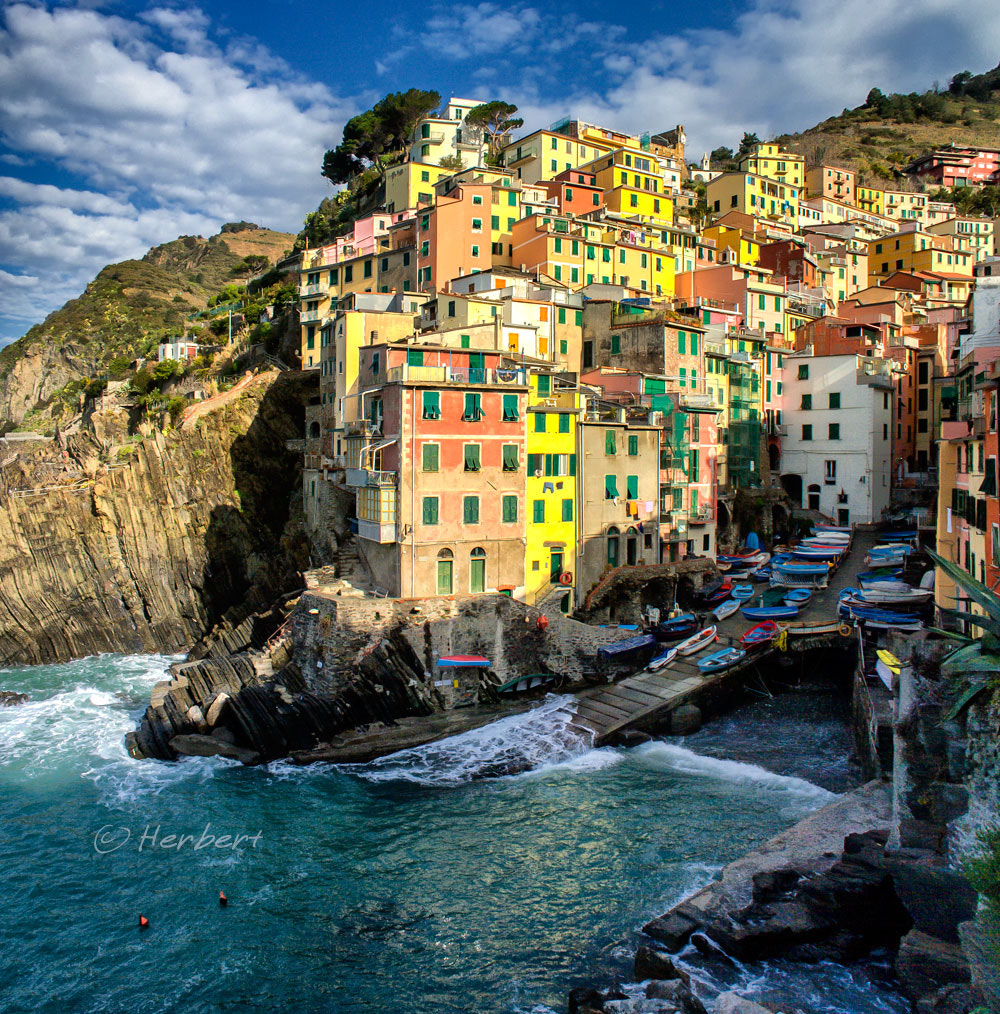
[[0, 653, 909, 1013]]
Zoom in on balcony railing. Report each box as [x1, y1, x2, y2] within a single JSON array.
[[300, 310, 324, 324], [679, 391, 716, 411], [419, 131, 445, 144], [345, 468, 397, 488], [356, 518, 396, 544], [300, 284, 325, 297]]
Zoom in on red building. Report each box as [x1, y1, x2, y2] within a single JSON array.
[[904, 145, 1000, 188], [541, 168, 604, 217], [757, 240, 819, 288]]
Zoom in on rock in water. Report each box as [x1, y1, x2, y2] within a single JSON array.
[[714, 994, 774, 1014], [671, 704, 702, 735], [168, 734, 260, 765], [0, 691, 28, 707]]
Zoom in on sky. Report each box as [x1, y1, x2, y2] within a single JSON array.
[[2, 0, 1000, 347]]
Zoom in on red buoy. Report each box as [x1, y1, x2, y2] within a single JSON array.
[[535, 614, 549, 631], [219, 891, 228, 907], [139, 915, 149, 929]]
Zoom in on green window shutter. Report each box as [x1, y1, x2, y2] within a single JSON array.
[[558, 307, 566, 324], [802, 425, 812, 440], [503, 394, 519, 421], [569, 453, 576, 476], [464, 444, 480, 470], [491, 215, 500, 229], [628, 435, 638, 456], [829, 392, 841, 409], [544, 454, 554, 476], [560, 339, 568, 355], [801, 394, 811, 410], [829, 423, 840, 440], [562, 499, 573, 522], [502, 444, 518, 471], [527, 453, 537, 475], [407, 348, 423, 367], [502, 495, 518, 522], [575, 310, 582, 325], [690, 334, 698, 356], [673, 487, 682, 509], [422, 497, 438, 524], [463, 496, 479, 523], [606, 431, 616, 454], [559, 413, 570, 433], [605, 474, 619, 498], [689, 450, 699, 483], [534, 413, 546, 433], [626, 475, 638, 499], [536, 375, 550, 396], [463, 393, 482, 421], [554, 237, 562, 253], [678, 331, 686, 354], [611, 335, 621, 354], [508, 192, 516, 207], [422, 392, 440, 419], [533, 500, 545, 523], [422, 444, 439, 471], [460, 334, 471, 349]]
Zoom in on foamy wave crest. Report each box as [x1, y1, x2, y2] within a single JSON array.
[[635, 741, 837, 813], [347, 695, 589, 786]]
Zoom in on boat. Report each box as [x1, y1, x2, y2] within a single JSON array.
[[597, 633, 659, 662], [702, 582, 735, 606], [875, 648, 903, 689], [676, 625, 719, 656], [655, 613, 700, 641], [647, 646, 678, 671], [790, 545, 846, 560], [740, 619, 780, 647], [865, 551, 909, 568], [877, 529, 917, 543], [780, 619, 844, 637], [847, 585, 933, 606], [741, 604, 800, 620], [783, 588, 813, 606], [868, 544, 911, 559], [814, 523, 853, 534], [496, 672, 556, 694], [750, 565, 772, 583], [838, 602, 923, 628], [773, 559, 831, 577], [858, 568, 903, 587], [698, 647, 747, 674], [694, 576, 728, 602], [808, 529, 851, 541], [717, 550, 769, 567], [711, 598, 741, 621], [438, 655, 490, 667], [731, 584, 756, 601]]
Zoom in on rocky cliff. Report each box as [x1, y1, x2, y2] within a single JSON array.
[[0, 370, 311, 666]]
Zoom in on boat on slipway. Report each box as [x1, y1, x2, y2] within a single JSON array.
[[711, 598, 741, 621], [698, 647, 747, 674], [676, 625, 719, 657]]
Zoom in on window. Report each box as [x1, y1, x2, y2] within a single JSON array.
[[606, 431, 616, 455], [560, 499, 573, 522], [472, 218, 482, 232], [463, 496, 479, 524], [471, 245, 479, 257], [626, 475, 638, 499], [628, 435, 638, 456], [559, 413, 570, 433], [678, 331, 686, 355], [422, 497, 439, 525], [463, 444, 481, 472], [534, 413, 546, 433], [605, 474, 619, 498], [502, 495, 518, 522], [422, 444, 439, 471], [689, 450, 699, 483], [802, 424, 813, 440], [825, 460, 836, 484], [502, 445, 518, 471], [798, 364, 809, 380], [472, 194, 483, 205], [463, 393, 483, 421], [422, 391, 440, 419], [533, 500, 545, 523], [829, 423, 840, 440], [611, 335, 621, 354], [502, 394, 519, 421], [801, 394, 812, 410], [344, 265, 353, 283], [537, 374, 550, 396], [829, 392, 841, 409]]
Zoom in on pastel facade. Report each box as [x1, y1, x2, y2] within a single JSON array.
[[409, 97, 490, 168], [503, 129, 612, 185], [806, 165, 856, 205], [737, 143, 805, 188]]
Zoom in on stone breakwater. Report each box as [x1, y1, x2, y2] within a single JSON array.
[[128, 590, 631, 764], [0, 371, 309, 666]]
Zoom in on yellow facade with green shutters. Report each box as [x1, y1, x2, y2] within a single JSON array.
[[524, 372, 583, 610]]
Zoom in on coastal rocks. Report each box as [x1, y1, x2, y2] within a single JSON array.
[[645, 978, 706, 1014], [634, 947, 689, 983], [167, 733, 260, 764], [712, 994, 773, 1014], [0, 690, 28, 706], [670, 705, 702, 735], [895, 929, 971, 1000]]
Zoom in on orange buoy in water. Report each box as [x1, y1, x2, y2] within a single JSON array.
[[139, 915, 149, 930], [219, 891, 228, 907]]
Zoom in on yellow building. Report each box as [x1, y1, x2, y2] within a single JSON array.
[[706, 172, 800, 227], [384, 162, 454, 214], [582, 147, 674, 225], [867, 229, 974, 285], [927, 217, 996, 263], [703, 223, 761, 266], [737, 143, 805, 188], [856, 186, 884, 216], [525, 371, 583, 611], [502, 129, 612, 185], [883, 189, 928, 223]]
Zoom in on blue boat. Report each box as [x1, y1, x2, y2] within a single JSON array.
[[741, 604, 799, 620], [774, 560, 831, 576], [731, 584, 756, 601], [878, 530, 917, 542], [655, 613, 699, 641], [838, 603, 920, 624], [858, 568, 903, 586], [791, 546, 845, 560], [750, 565, 772, 583], [698, 647, 747, 674], [597, 633, 658, 662], [783, 588, 812, 606]]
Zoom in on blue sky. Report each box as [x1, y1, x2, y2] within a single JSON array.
[[2, 0, 999, 347]]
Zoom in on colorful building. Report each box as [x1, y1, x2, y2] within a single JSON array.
[[737, 143, 805, 188], [805, 164, 856, 205]]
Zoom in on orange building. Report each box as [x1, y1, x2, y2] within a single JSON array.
[[416, 181, 493, 292], [541, 168, 604, 217]]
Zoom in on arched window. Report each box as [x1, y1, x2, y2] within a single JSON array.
[[308, 421, 321, 439], [606, 526, 620, 568], [437, 548, 454, 559]]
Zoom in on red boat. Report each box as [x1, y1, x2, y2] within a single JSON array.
[[739, 620, 780, 649]]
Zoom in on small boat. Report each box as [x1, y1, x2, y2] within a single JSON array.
[[791, 546, 846, 560], [698, 647, 747, 674], [655, 613, 699, 641], [783, 588, 812, 606], [496, 672, 556, 694], [877, 529, 917, 543], [858, 568, 903, 587], [750, 565, 772, 583], [676, 625, 719, 656], [781, 620, 843, 637], [711, 598, 741, 621], [597, 633, 659, 662], [731, 584, 756, 601], [438, 655, 491, 667], [868, 544, 910, 559], [694, 576, 727, 602], [814, 523, 852, 534], [740, 619, 780, 647], [875, 648, 903, 689], [717, 550, 770, 567], [808, 529, 851, 541], [741, 604, 799, 620], [703, 583, 735, 607], [851, 585, 933, 606], [773, 559, 831, 576], [839, 602, 922, 626], [647, 646, 678, 671]]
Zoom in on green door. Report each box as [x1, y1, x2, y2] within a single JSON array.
[[550, 550, 563, 582], [607, 537, 619, 568], [469, 352, 485, 384], [470, 558, 486, 593], [437, 560, 453, 595]]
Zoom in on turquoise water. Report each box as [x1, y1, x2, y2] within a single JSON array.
[[0, 655, 904, 1013]]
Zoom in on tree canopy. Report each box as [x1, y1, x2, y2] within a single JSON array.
[[736, 132, 761, 158], [466, 101, 523, 162], [322, 89, 441, 185]]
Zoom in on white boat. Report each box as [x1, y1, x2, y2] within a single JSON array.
[[711, 598, 740, 621], [647, 646, 678, 671], [852, 586, 934, 606], [676, 625, 719, 656]]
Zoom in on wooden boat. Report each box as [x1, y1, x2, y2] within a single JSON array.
[[694, 576, 728, 602], [438, 654, 490, 667], [741, 604, 800, 620], [711, 598, 741, 621], [676, 625, 719, 656], [791, 545, 845, 560], [779, 620, 844, 637], [783, 587, 813, 606], [655, 613, 699, 641], [740, 619, 780, 648], [647, 646, 678, 671], [750, 565, 772, 583], [497, 672, 556, 694], [814, 523, 853, 534], [775, 559, 832, 576], [597, 633, 658, 662], [731, 584, 756, 601], [808, 529, 851, 541], [702, 582, 735, 606], [698, 647, 747, 674], [875, 648, 904, 689], [858, 568, 904, 587], [839, 602, 922, 626], [877, 529, 917, 543], [847, 585, 933, 606]]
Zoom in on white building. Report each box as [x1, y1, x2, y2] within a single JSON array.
[[959, 259, 1000, 359], [158, 339, 199, 362], [780, 351, 894, 525], [409, 97, 489, 169]]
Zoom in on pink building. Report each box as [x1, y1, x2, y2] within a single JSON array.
[[313, 212, 414, 266]]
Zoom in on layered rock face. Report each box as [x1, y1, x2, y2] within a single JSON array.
[[0, 371, 310, 666]]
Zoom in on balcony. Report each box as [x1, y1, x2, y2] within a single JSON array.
[[679, 391, 716, 411], [300, 283, 325, 297], [356, 518, 396, 543], [345, 468, 397, 488], [419, 131, 445, 144], [856, 361, 895, 389], [300, 310, 324, 324], [689, 507, 713, 524], [346, 420, 382, 437], [506, 145, 539, 164]]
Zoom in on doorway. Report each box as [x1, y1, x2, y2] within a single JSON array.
[[437, 549, 454, 595], [550, 549, 563, 582], [807, 484, 821, 511], [837, 508, 850, 527], [626, 526, 638, 566], [470, 547, 486, 593], [607, 526, 620, 568]]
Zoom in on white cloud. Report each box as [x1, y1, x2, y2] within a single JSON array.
[[0, 3, 356, 342]]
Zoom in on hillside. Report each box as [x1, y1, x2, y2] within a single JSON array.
[[0, 224, 294, 429], [775, 62, 1000, 186]]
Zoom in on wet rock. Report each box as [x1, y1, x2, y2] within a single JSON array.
[[210, 727, 236, 744], [634, 946, 689, 984], [169, 733, 261, 765], [206, 692, 230, 727], [896, 929, 970, 1001], [671, 705, 702, 735], [0, 690, 28, 706], [915, 983, 975, 1014], [604, 1001, 678, 1014], [643, 911, 700, 952], [568, 986, 606, 1014], [645, 978, 706, 1014], [713, 993, 773, 1014], [881, 850, 978, 942], [186, 704, 208, 732]]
